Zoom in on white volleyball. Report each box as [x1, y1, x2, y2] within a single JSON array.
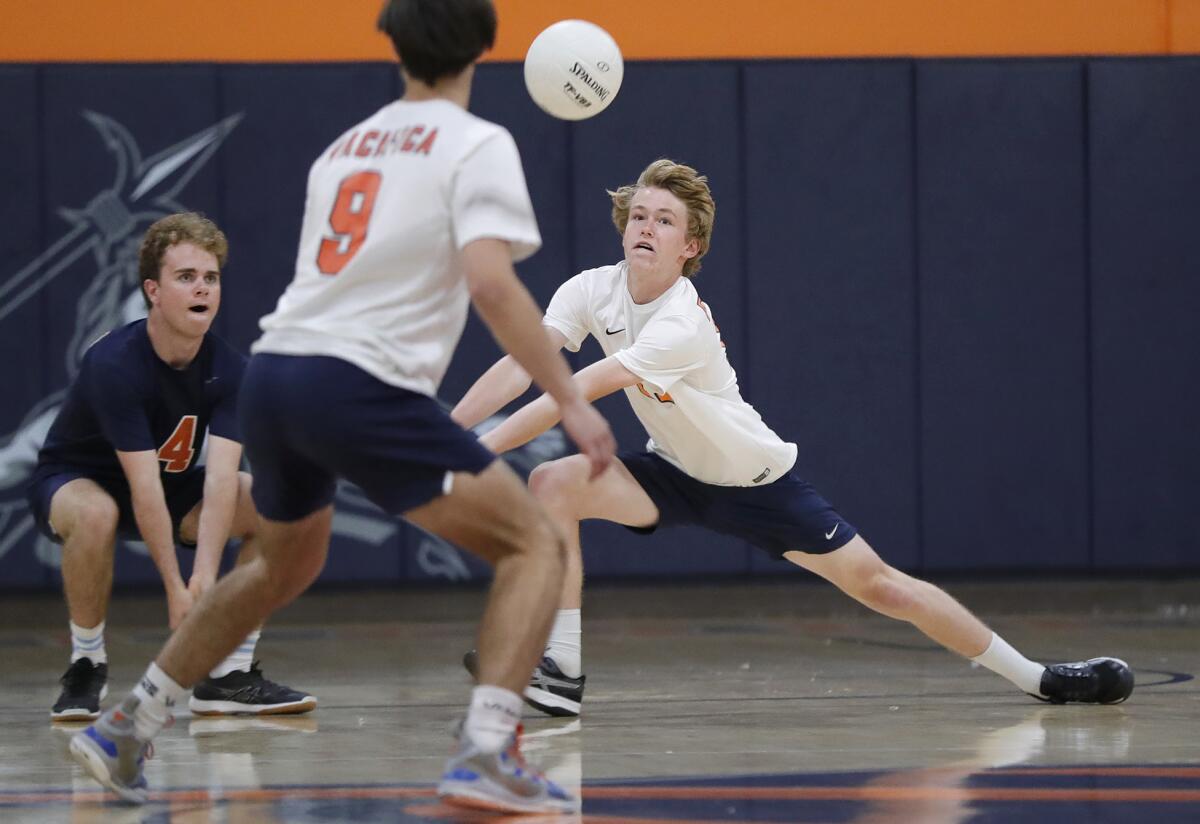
[[523, 20, 624, 121]]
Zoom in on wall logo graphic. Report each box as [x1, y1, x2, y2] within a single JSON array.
[[0, 110, 243, 570]]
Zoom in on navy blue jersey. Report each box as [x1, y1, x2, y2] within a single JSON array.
[[35, 320, 246, 489]]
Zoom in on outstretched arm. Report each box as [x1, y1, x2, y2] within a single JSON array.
[[451, 326, 569, 430], [462, 239, 614, 477], [480, 356, 640, 455]]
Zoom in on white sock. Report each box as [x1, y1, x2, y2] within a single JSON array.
[[209, 629, 260, 679], [463, 685, 523, 753], [971, 632, 1047, 696], [128, 662, 187, 741], [545, 608, 582, 678], [70, 620, 106, 665]]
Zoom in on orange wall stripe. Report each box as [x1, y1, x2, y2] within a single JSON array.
[[1, 0, 1195, 62], [1172, 0, 1200, 51]]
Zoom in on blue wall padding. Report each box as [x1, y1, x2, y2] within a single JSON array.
[[0, 56, 1196, 590]]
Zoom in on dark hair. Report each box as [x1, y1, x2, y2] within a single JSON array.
[[376, 0, 497, 86], [138, 212, 227, 309]]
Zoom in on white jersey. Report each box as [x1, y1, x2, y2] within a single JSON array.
[[544, 262, 797, 486], [254, 98, 541, 397]]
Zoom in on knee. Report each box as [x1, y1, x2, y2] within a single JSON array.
[[858, 569, 921, 617], [510, 511, 568, 570], [254, 554, 319, 610], [528, 458, 587, 514], [63, 495, 119, 545], [480, 506, 567, 584]]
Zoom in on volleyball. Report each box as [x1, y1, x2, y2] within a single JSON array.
[[523, 20, 624, 121]]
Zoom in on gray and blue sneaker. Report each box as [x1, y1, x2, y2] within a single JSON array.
[[1035, 657, 1134, 704], [462, 650, 585, 717], [437, 723, 579, 814], [68, 700, 152, 804]]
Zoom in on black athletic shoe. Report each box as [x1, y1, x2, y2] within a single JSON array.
[[462, 649, 585, 717], [52, 658, 109, 721], [1035, 657, 1134, 704], [189, 662, 317, 716]]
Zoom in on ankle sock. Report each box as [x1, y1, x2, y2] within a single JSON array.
[[971, 632, 1047, 696], [463, 684, 522, 753], [209, 629, 260, 679], [70, 620, 106, 665], [545, 609, 582, 677], [127, 662, 187, 740]]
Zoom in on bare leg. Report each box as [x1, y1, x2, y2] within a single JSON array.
[[228, 472, 261, 568], [49, 479, 120, 629], [527, 455, 658, 610], [786, 536, 992, 657], [156, 505, 332, 686], [404, 460, 565, 694]]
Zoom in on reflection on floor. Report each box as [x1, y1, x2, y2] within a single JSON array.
[[1, 578, 1197, 822]]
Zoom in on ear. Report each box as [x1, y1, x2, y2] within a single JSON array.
[[143, 279, 160, 307], [682, 237, 700, 260]]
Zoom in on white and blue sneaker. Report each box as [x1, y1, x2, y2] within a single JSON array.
[[437, 724, 579, 814], [68, 700, 153, 804]]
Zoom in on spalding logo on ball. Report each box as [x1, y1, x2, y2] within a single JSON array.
[[524, 20, 624, 121]]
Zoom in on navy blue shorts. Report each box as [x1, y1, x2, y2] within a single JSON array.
[[26, 465, 206, 546], [619, 451, 857, 558], [239, 353, 496, 522]]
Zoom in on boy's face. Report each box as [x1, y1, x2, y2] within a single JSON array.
[[622, 186, 699, 278], [145, 242, 221, 337]]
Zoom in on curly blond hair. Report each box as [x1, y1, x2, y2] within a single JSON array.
[[137, 213, 228, 309]]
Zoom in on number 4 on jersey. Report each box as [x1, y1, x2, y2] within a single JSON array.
[[158, 415, 198, 473], [318, 171, 382, 275]]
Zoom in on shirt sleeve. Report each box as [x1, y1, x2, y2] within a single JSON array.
[[87, 358, 156, 452], [614, 313, 712, 392], [542, 274, 592, 353], [452, 128, 542, 263]]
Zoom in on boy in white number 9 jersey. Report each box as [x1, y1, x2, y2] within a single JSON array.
[[453, 158, 1133, 719], [67, 1, 614, 815]]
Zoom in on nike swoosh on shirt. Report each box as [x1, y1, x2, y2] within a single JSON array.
[[825, 525, 839, 540], [605, 327, 626, 335]]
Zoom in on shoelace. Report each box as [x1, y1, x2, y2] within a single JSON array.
[[140, 713, 176, 763], [505, 723, 528, 764], [1050, 665, 1096, 699], [61, 660, 97, 690], [505, 724, 546, 782]]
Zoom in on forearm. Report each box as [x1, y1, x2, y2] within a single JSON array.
[[129, 489, 184, 589], [191, 474, 237, 584], [451, 355, 533, 430], [479, 356, 638, 454], [472, 281, 580, 408], [479, 394, 561, 454]]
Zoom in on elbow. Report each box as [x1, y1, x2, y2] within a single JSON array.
[[466, 273, 509, 310], [506, 355, 534, 393]]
